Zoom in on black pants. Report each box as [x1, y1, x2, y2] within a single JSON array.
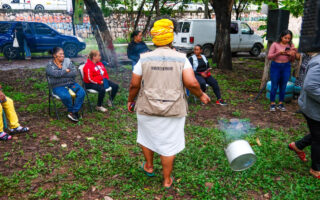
[[85, 80, 119, 106], [295, 114, 320, 171], [195, 74, 221, 100]]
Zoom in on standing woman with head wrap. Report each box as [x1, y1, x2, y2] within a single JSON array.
[[128, 19, 210, 188]]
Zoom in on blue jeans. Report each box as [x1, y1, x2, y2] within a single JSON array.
[[52, 83, 85, 113], [23, 39, 31, 58], [270, 61, 291, 102]]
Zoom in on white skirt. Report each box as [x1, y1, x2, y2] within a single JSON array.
[[137, 114, 186, 156]]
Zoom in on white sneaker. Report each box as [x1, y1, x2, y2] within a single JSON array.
[[105, 87, 112, 92], [96, 106, 108, 112]]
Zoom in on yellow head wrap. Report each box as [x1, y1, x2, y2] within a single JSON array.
[[150, 19, 174, 46]]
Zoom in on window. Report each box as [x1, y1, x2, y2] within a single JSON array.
[[241, 23, 251, 34], [181, 22, 190, 33], [11, 0, 20, 3], [178, 22, 183, 32], [0, 24, 12, 34], [230, 23, 238, 34], [23, 23, 32, 34], [35, 23, 52, 35]]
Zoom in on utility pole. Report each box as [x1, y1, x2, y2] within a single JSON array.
[[72, 0, 76, 36]]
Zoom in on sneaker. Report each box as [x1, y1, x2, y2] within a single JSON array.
[[105, 87, 112, 92], [277, 104, 286, 112], [216, 99, 227, 106], [67, 113, 79, 122], [270, 104, 276, 112], [96, 106, 108, 112], [107, 100, 113, 107]]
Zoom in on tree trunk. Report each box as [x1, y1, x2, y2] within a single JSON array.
[[203, 0, 209, 19], [155, 0, 160, 17], [142, 2, 156, 36], [84, 0, 118, 68], [134, 0, 146, 30], [211, 0, 234, 70], [260, 0, 279, 89]]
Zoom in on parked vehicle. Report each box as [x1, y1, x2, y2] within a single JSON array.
[[173, 19, 264, 57], [0, 21, 86, 59], [1, 0, 67, 10]]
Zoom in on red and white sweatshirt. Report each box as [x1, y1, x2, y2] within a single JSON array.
[[83, 59, 109, 84]]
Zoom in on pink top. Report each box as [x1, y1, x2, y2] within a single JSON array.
[[268, 42, 296, 63]]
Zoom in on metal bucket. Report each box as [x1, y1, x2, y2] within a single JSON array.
[[225, 139, 257, 171]]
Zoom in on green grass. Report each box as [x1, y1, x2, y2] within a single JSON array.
[[0, 63, 319, 199]]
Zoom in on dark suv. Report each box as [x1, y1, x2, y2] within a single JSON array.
[[0, 21, 86, 59]]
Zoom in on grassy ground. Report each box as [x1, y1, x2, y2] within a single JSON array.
[[0, 57, 319, 199]]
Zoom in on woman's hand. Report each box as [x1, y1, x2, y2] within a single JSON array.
[[66, 69, 70, 73], [0, 91, 6, 102], [127, 102, 135, 113], [200, 93, 210, 104]]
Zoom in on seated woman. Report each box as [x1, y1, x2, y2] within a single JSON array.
[[0, 86, 29, 141], [188, 45, 226, 105], [127, 30, 150, 69], [83, 50, 119, 112], [46, 47, 85, 122]]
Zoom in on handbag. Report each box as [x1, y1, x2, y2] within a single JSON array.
[[13, 32, 19, 48]]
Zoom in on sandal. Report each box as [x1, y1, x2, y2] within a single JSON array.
[[140, 162, 155, 177], [288, 143, 307, 162], [310, 169, 320, 179], [0, 132, 12, 141], [164, 176, 175, 190], [9, 126, 29, 135]]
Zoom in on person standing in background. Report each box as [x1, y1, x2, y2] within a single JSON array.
[[267, 30, 296, 112], [127, 30, 150, 70]]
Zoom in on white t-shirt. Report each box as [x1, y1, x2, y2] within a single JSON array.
[[133, 57, 192, 76]]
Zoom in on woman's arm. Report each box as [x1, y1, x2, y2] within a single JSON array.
[[304, 62, 320, 104], [46, 63, 67, 78], [267, 43, 282, 60], [128, 73, 142, 112]]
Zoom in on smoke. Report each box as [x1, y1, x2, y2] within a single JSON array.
[[219, 118, 256, 144]]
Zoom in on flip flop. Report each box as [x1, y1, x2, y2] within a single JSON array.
[[164, 176, 175, 190], [140, 162, 155, 177], [310, 169, 320, 179], [288, 143, 307, 162]]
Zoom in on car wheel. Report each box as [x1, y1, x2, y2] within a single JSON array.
[[197, 7, 203, 12], [3, 44, 19, 60], [250, 44, 261, 57], [202, 44, 213, 58], [119, 7, 125, 11], [35, 4, 45, 10], [2, 4, 11, 9], [64, 44, 78, 58]]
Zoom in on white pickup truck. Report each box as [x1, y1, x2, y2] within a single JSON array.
[[173, 19, 264, 57]]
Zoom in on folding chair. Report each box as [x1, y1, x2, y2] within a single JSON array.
[[78, 64, 113, 111], [46, 75, 80, 119]]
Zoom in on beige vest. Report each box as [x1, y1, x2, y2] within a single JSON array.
[[135, 46, 188, 117]]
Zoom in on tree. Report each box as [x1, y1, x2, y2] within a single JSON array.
[[233, 0, 250, 20], [134, 0, 146, 30], [203, 0, 211, 19], [210, 0, 234, 70], [84, 0, 118, 68]]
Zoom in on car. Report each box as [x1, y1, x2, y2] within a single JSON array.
[[172, 2, 205, 11], [0, 21, 86, 60], [173, 19, 264, 57]]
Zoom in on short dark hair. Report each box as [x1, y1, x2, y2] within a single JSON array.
[[52, 47, 63, 56], [194, 44, 202, 49], [277, 30, 293, 45], [130, 30, 141, 42]]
